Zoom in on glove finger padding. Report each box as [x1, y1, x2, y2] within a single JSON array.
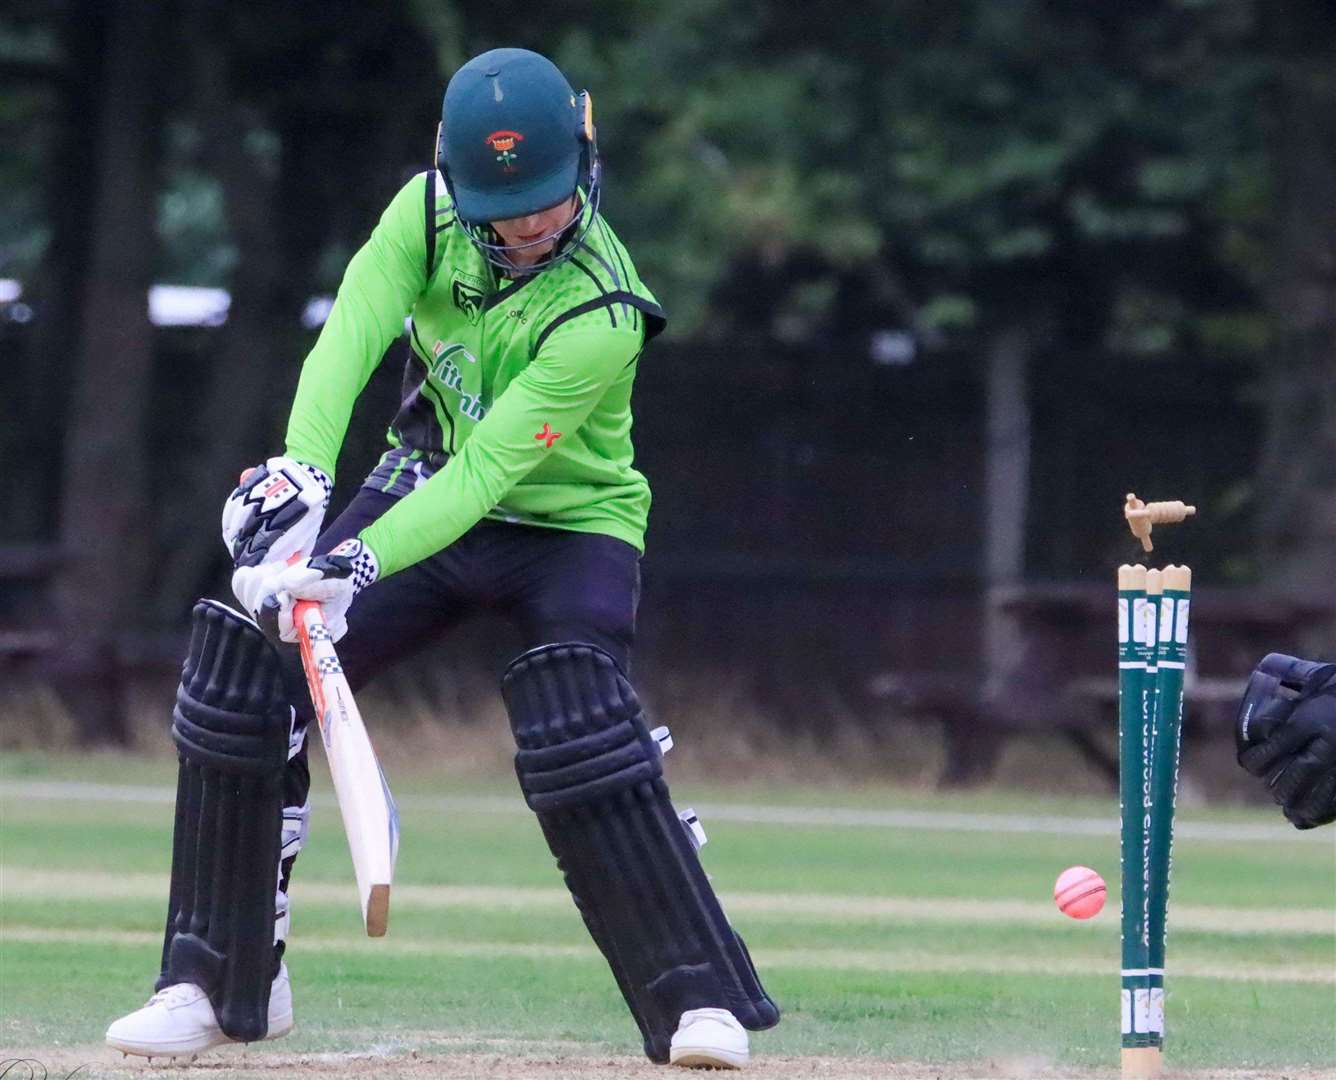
[[232, 558, 353, 642], [273, 566, 352, 644], [1236, 654, 1336, 773], [231, 563, 286, 624], [1239, 716, 1315, 778], [274, 562, 353, 602], [1279, 737, 1336, 830], [270, 540, 377, 644], [221, 457, 331, 570]]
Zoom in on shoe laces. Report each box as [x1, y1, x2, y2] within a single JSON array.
[[145, 983, 204, 1008]]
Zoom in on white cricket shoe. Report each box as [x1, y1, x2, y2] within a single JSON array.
[[105, 963, 293, 1059], [668, 1007, 749, 1069]]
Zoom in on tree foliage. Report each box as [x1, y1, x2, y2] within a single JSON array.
[[1, 0, 1283, 345], [0, 0, 1332, 746]]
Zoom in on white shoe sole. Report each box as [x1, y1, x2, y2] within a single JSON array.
[[107, 1014, 292, 1058], [106, 1033, 222, 1059], [669, 1045, 748, 1069]]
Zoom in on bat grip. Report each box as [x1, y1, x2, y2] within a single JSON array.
[[285, 554, 332, 722], [286, 553, 328, 641]]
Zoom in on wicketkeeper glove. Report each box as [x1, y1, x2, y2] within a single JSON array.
[[1236, 653, 1336, 830], [221, 456, 332, 569]]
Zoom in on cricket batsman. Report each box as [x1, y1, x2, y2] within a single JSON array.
[[105, 47, 778, 1068], [1236, 653, 1336, 829]]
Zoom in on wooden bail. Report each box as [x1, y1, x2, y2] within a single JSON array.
[[1124, 493, 1196, 553]]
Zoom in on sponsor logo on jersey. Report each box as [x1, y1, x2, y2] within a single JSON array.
[[533, 422, 562, 448], [429, 341, 487, 422], [451, 269, 487, 324], [484, 130, 524, 173]]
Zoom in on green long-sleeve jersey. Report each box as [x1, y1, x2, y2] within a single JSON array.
[[283, 171, 665, 578]]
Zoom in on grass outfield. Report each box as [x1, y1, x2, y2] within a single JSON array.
[[1, 751, 1333, 1078]]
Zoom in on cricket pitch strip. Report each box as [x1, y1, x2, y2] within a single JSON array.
[[5, 1046, 1333, 1080]]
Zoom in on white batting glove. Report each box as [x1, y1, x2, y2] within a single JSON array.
[[230, 561, 287, 627], [251, 538, 380, 644], [221, 457, 332, 570]]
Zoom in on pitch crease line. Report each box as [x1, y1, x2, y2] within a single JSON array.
[[3, 868, 1331, 935], [3, 926, 1330, 985], [0, 780, 1310, 843]]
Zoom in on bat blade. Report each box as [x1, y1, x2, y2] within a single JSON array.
[[294, 598, 400, 936]]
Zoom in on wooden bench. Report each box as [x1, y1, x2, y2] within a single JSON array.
[[874, 581, 1334, 786], [979, 582, 1332, 785]]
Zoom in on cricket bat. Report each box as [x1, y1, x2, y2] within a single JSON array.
[[292, 597, 400, 936]]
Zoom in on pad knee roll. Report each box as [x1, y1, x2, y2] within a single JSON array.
[[503, 643, 779, 1063], [159, 600, 290, 1042]]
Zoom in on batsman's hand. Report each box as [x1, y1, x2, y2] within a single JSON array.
[[222, 456, 332, 570], [1236, 653, 1336, 829], [232, 538, 379, 644]]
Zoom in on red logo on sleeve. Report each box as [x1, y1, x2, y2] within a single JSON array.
[[534, 423, 562, 448]]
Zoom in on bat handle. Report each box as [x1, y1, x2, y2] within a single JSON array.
[[285, 554, 326, 630], [291, 594, 332, 727]]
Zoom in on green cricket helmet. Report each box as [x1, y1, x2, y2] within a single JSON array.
[[436, 48, 601, 270]]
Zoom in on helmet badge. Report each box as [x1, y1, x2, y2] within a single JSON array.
[[484, 130, 524, 173]]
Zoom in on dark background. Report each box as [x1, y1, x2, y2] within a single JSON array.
[[2, 1, 1333, 786]]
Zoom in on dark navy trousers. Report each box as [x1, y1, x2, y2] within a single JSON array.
[[314, 486, 639, 684], [276, 482, 641, 921]]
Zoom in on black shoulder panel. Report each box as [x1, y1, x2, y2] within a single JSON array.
[[423, 171, 437, 282], [532, 292, 667, 356]]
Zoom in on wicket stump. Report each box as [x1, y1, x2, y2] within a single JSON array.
[[1117, 562, 1191, 1078]]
